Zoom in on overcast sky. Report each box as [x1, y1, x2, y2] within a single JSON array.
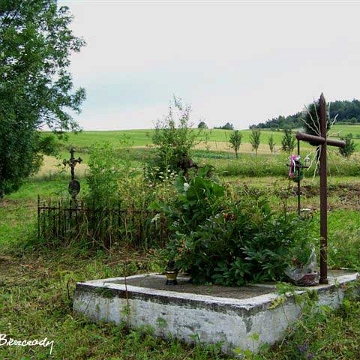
[[58, 0, 360, 130]]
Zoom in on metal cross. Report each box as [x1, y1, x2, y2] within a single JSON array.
[[63, 148, 82, 200], [296, 94, 345, 284], [64, 147, 82, 180]]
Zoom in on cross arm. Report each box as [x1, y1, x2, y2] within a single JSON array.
[[296, 132, 345, 148]]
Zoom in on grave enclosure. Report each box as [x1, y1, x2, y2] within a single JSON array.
[[74, 271, 359, 356]]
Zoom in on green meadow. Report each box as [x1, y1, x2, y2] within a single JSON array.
[[1, 125, 359, 359], [57, 124, 360, 152]]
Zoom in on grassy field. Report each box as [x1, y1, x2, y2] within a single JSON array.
[[51, 124, 360, 161], [1, 128, 359, 359], [43, 124, 360, 181]]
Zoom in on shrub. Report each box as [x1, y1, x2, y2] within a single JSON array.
[[268, 134, 276, 154], [281, 128, 296, 154], [152, 166, 315, 285], [149, 96, 201, 178], [249, 128, 261, 155], [339, 134, 357, 158], [229, 130, 243, 158], [85, 142, 126, 206]]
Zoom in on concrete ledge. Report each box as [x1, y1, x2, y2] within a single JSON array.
[[73, 271, 359, 355]]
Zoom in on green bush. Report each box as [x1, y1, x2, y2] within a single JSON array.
[[149, 96, 201, 179], [339, 133, 357, 158], [152, 166, 315, 285], [85, 142, 126, 206], [82, 141, 176, 250]]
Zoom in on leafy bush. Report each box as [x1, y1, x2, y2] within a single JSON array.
[[339, 134, 357, 158], [281, 128, 296, 154], [149, 96, 200, 179], [152, 166, 315, 285], [229, 130, 242, 158], [249, 128, 261, 155], [79, 140, 177, 249], [85, 142, 126, 206]]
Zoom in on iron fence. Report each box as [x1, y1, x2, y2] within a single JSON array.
[[37, 197, 169, 249]]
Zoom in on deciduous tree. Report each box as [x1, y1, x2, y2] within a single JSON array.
[[249, 128, 261, 155], [0, 0, 86, 197], [229, 130, 242, 158], [281, 128, 296, 154], [268, 134, 275, 154]]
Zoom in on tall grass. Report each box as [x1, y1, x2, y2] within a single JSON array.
[[195, 152, 360, 178]]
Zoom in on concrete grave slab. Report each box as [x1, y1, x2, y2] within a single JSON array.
[[73, 270, 359, 356]]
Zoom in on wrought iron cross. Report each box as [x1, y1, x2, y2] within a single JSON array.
[[64, 147, 82, 180], [296, 94, 345, 284], [63, 148, 82, 200]]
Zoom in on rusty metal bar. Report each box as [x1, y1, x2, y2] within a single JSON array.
[[319, 93, 328, 284], [296, 132, 325, 145], [296, 132, 345, 148], [296, 94, 345, 285], [325, 138, 346, 148]]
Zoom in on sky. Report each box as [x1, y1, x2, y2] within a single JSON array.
[[58, 0, 360, 131]]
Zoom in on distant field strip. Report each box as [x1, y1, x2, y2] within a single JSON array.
[[55, 125, 360, 150]]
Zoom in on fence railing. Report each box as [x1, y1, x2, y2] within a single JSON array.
[[37, 197, 170, 249]]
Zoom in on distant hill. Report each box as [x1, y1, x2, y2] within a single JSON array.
[[250, 99, 360, 129]]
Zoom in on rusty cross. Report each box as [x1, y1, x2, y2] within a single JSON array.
[[296, 93, 345, 284], [64, 147, 82, 181], [63, 148, 82, 200]]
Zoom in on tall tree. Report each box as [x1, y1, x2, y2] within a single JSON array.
[[0, 0, 86, 197], [301, 101, 332, 141], [301, 98, 335, 162]]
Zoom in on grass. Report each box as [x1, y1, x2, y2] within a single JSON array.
[[328, 123, 360, 138], [0, 185, 228, 359], [262, 294, 360, 359], [1, 177, 359, 359], [1, 130, 360, 359], [51, 124, 360, 153], [0, 249, 228, 359], [46, 124, 360, 187]]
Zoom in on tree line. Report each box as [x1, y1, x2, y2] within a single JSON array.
[[251, 99, 360, 129]]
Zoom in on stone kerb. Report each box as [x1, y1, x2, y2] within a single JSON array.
[[73, 272, 359, 356]]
